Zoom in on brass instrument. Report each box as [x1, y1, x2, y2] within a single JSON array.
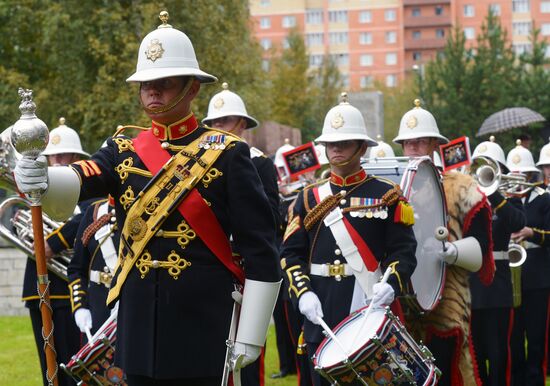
[[508, 241, 527, 267], [470, 155, 539, 196], [0, 196, 70, 281]]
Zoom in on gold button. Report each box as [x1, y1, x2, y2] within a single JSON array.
[[161, 142, 169, 149], [156, 230, 164, 237], [152, 260, 160, 268]]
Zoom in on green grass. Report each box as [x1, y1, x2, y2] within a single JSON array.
[[0, 316, 296, 386]]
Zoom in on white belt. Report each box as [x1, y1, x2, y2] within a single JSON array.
[[524, 241, 540, 250], [310, 262, 353, 279], [89, 270, 113, 288], [493, 251, 508, 261]]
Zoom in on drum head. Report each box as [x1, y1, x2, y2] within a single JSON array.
[[401, 158, 447, 311], [315, 307, 386, 368]]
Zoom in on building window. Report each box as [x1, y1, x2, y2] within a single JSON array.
[[464, 5, 475, 17], [306, 9, 323, 24], [542, 1, 550, 13], [360, 76, 374, 88], [386, 74, 397, 87], [262, 59, 270, 72], [282, 38, 290, 49], [306, 33, 324, 46], [412, 30, 421, 39], [385, 9, 396, 21], [512, 0, 530, 13], [282, 16, 296, 28], [436, 29, 445, 38], [386, 31, 397, 44], [360, 54, 374, 67], [331, 53, 349, 66], [513, 43, 532, 55], [329, 10, 348, 23], [309, 55, 323, 67], [413, 52, 422, 61], [359, 10, 372, 23], [342, 74, 350, 88], [463, 27, 475, 40], [412, 7, 421, 16], [359, 32, 373, 45], [489, 4, 501, 15], [329, 32, 348, 45], [513, 21, 531, 36], [260, 38, 272, 50], [542, 23, 550, 36], [260, 17, 271, 29], [386, 53, 397, 65], [260, 0, 270, 6], [435, 6, 443, 15]]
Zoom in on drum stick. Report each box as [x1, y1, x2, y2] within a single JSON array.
[[435, 226, 449, 252], [355, 267, 392, 340], [315, 316, 349, 358], [85, 327, 93, 343]]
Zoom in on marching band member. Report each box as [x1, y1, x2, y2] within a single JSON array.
[[393, 99, 494, 386], [470, 137, 526, 386], [14, 11, 281, 386], [68, 195, 118, 336], [366, 134, 395, 161], [21, 119, 93, 386], [536, 138, 550, 187], [202, 82, 281, 386], [281, 93, 417, 386], [508, 140, 550, 386]]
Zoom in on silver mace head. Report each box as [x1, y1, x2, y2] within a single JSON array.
[[10, 88, 49, 158]]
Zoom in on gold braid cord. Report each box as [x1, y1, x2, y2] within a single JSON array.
[[81, 213, 112, 247], [303, 192, 344, 231], [37, 280, 58, 386]]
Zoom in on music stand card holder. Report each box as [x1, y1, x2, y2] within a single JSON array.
[[282, 141, 321, 179], [439, 136, 471, 172]]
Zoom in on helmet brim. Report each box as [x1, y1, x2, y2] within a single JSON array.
[[315, 133, 377, 147], [126, 67, 218, 84], [42, 148, 90, 158], [392, 132, 449, 145], [202, 113, 259, 130]]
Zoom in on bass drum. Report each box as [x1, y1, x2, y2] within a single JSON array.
[[363, 157, 447, 311]]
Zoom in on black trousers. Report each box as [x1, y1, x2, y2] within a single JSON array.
[[28, 304, 81, 386], [126, 374, 219, 386], [272, 293, 297, 375], [471, 307, 512, 386], [511, 288, 550, 386]]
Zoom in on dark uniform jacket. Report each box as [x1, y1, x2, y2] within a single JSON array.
[[68, 115, 280, 379], [280, 169, 417, 344], [520, 187, 550, 291], [470, 191, 526, 309], [22, 199, 96, 308], [68, 198, 118, 334]]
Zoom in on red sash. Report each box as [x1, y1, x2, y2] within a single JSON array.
[[312, 186, 379, 271], [132, 130, 245, 284]]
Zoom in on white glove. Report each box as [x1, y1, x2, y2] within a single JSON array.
[[439, 241, 458, 265], [13, 155, 48, 194], [371, 282, 395, 309], [298, 291, 323, 325], [231, 342, 262, 370], [74, 308, 92, 333]]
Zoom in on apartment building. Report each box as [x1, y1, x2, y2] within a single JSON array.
[[250, 0, 550, 90]]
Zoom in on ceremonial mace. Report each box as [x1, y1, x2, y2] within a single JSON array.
[[11, 88, 58, 386]]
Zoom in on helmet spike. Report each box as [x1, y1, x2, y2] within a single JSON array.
[[489, 135, 495, 142], [158, 11, 172, 29], [340, 92, 349, 104], [414, 99, 421, 108], [222, 82, 229, 90]]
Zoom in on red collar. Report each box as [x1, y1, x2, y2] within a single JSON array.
[[108, 195, 115, 207], [151, 113, 198, 141], [330, 169, 367, 186]]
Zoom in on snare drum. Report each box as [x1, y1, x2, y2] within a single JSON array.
[[313, 306, 440, 385], [364, 157, 447, 311], [61, 314, 126, 386]]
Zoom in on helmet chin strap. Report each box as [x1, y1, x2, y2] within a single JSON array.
[[329, 143, 364, 167], [141, 77, 194, 115]]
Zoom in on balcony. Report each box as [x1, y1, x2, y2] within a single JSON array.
[[403, 0, 450, 5], [404, 16, 452, 28], [405, 38, 446, 50]]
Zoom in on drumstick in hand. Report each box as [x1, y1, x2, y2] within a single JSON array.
[[355, 267, 392, 340], [315, 316, 349, 358]]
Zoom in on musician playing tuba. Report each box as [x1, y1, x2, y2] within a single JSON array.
[[19, 118, 97, 386], [469, 136, 526, 386], [507, 140, 550, 386], [394, 100, 495, 386]]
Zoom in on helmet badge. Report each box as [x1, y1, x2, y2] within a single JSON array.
[[512, 154, 521, 164], [145, 39, 165, 62], [51, 134, 61, 145], [478, 144, 487, 153], [376, 149, 386, 157], [213, 97, 225, 110], [331, 112, 345, 129], [406, 115, 417, 129]]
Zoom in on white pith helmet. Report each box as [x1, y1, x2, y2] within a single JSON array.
[[274, 139, 295, 169], [536, 137, 550, 167], [315, 92, 377, 146], [42, 118, 90, 157], [506, 139, 539, 173], [367, 135, 395, 160], [127, 11, 217, 83], [473, 136, 507, 167], [202, 82, 259, 129], [393, 99, 448, 144], [315, 144, 329, 165]]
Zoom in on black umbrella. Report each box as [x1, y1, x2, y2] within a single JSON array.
[[477, 107, 546, 137]]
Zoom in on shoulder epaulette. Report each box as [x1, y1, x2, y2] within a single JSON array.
[[371, 175, 400, 189], [250, 146, 265, 159], [112, 125, 149, 137], [91, 198, 108, 207], [535, 186, 546, 196]]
